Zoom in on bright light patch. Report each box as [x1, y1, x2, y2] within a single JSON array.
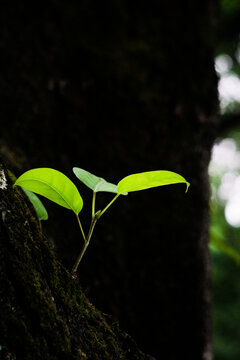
[[218, 74, 240, 110], [210, 138, 240, 227], [215, 54, 233, 74], [209, 139, 240, 176], [214, 53, 240, 111], [218, 172, 237, 200], [225, 198, 240, 227]]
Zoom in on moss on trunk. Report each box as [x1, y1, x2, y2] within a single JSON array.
[[0, 161, 155, 360]]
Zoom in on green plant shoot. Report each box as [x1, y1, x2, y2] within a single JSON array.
[[14, 167, 190, 277]]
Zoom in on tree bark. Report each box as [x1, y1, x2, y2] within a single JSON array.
[[0, 161, 155, 360]]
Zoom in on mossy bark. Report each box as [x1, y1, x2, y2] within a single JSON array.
[[0, 161, 155, 360]]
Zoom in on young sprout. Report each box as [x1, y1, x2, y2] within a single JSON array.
[[14, 167, 190, 277]]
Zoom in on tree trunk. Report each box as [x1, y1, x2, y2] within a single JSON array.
[[0, 161, 155, 360], [0, 1, 219, 359]]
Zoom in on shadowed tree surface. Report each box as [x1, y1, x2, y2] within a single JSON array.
[[0, 162, 155, 360], [0, 1, 218, 359]]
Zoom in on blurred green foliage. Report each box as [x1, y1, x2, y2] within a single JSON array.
[[221, 0, 240, 16], [210, 131, 240, 359], [210, 204, 240, 359], [211, 6, 240, 357]]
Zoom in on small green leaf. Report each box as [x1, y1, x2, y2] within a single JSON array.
[[23, 188, 48, 220], [8, 169, 48, 221], [14, 168, 83, 215], [117, 170, 190, 194], [73, 167, 127, 194]]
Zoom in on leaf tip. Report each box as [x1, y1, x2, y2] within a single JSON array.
[[185, 182, 190, 193]]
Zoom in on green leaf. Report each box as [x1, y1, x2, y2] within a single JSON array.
[[73, 167, 127, 194], [117, 170, 190, 194], [14, 168, 83, 215], [8, 169, 48, 220], [23, 188, 48, 220]]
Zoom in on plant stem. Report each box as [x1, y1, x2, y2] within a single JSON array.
[[72, 193, 121, 277], [71, 216, 98, 277], [92, 191, 96, 219], [98, 193, 120, 219], [76, 214, 86, 243], [87, 217, 98, 242], [71, 241, 88, 276]]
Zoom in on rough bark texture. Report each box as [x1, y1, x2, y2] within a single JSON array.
[[0, 1, 219, 359], [0, 162, 155, 360]]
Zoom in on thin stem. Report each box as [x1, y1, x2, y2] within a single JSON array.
[[86, 217, 98, 244], [71, 241, 88, 276], [71, 216, 98, 277], [98, 193, 120, 219], [76, 214, 86, 243], [92, 191, 96, 219], [72, 193, 121, 277]]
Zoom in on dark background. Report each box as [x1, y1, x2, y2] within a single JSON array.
[[0, 1, 226, 359]]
